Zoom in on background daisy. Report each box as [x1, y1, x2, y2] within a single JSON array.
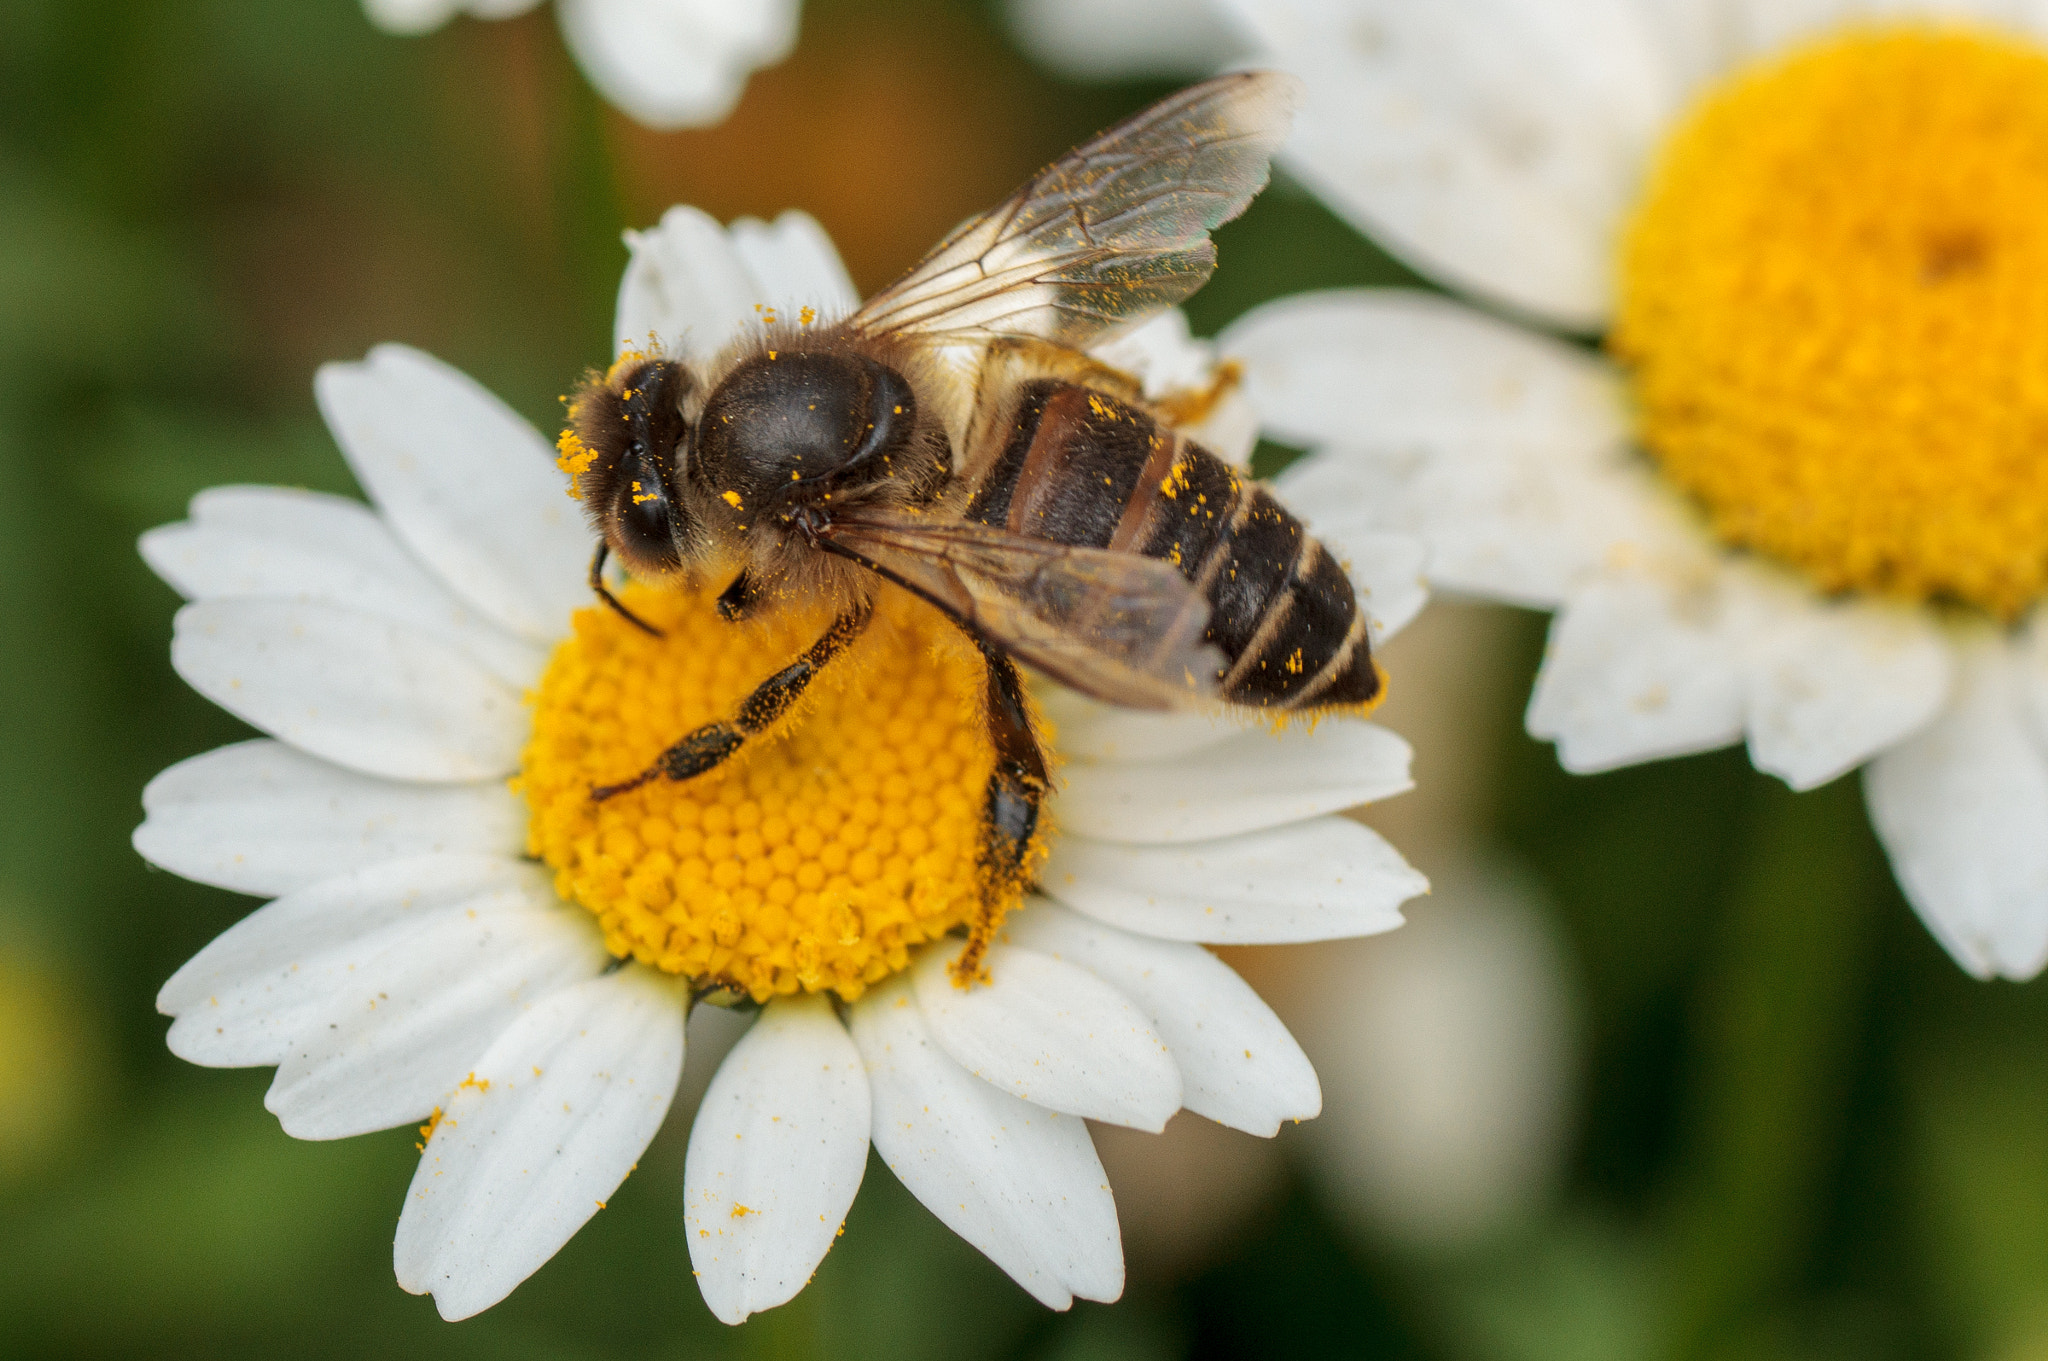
[[361, 0, 799, 129], [1024, 0, 2048, 984]]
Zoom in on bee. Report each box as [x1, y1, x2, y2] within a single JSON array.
[[563, 71, 1381, 979]]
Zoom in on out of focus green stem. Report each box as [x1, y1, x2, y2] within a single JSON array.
[[1659, 775, 1877, 1358]]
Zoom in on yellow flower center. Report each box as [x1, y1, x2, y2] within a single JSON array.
[[1612, 26, 2048, 617], [520, 585, 1021, 1003]]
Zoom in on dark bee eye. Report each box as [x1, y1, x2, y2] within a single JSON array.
[[610, 442, 681, 571]]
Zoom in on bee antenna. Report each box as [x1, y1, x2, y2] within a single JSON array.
[[589, 542, 666, 637]]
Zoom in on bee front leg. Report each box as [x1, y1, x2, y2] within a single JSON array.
[[591, 601, 872, 801], [952, 642, 1049, 986], [588, 542, 665, 637]]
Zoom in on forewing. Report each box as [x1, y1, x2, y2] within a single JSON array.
[[848, 71, 1300, 351], [823, 516, 1223, 711]]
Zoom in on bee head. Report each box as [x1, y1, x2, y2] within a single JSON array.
[[690, 349, 918, 514], [562, 356, 696, 576]]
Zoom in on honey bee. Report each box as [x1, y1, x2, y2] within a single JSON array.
[[563, 71, 1381, 978]]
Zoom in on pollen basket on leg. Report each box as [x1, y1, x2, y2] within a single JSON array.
[[520, 587, 1016, 1002], [1612, 27, 2048, 617]]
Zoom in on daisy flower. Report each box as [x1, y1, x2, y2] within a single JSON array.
[[1028, 0, 2048, 979], [361, 0, 797, 129], [135, 206, 1429, 1322]]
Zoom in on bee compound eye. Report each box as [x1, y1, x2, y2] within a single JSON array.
[[609, 452, 682, 572]]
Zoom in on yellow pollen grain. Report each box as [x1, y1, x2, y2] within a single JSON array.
[[520, 584, 1026, 1003], [1612, 26, 2048, 617], [555, 430, 596, 496]]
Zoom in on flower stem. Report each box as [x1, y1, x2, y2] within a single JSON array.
[[1657, 775, 1878, 1357]]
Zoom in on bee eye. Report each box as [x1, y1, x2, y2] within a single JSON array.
[[610, 448, 681, 572]]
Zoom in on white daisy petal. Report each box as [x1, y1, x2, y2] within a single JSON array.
[[1003, 901, 1321, 1136], [727, 211, 860, 317], [314, 344, 591, 641], [1867, 630, 2048, 981], [135, 739, 525, 898], [159, 855, 555, 1067], [171, 599, 525, 782], [1728, 564, 1953, 792], [1003, 0, 1252, 79], [266, 906, 607, 1141], [1057, 721, 1412, 844], [1043, 815, 1420, 944], [851, 973, 1122, 1309], [361, 0, 541, 35], [618, 207, 772, 362], [394, 967, 687, 1321], [1228, 290, 1645, 608], [142, 486, 546, 688], [1034, 686, 1249, 764], [1526, 571, 1746, 772], [1215, 0, 1677, 328], [683, 995, 870, 1325], [556, 0, 797, 130], [910, 943, 1181, 1132]]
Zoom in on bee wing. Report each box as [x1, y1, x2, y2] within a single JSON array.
[[846, 71, 1300, 352], [822, 513, 1224, 711]]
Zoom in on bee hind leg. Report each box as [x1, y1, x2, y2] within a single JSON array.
[[951, 642, 1049, 986], [590, 601, 872, 801]]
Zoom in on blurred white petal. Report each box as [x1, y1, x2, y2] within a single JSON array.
[[557, 0, 797, 130], [1867, 629, 2048, 981], [1526, 570, 1746, 772], [1229, 289, 1646, 608], [1292, 852, 1577, 1252], [362, 0, 544, 35], [1217, 0, 1677, 328], [1728, 564, 1952, 791], [1004, 0, 1250, 78]]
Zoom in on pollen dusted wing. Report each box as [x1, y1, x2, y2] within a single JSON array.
[[847, 71, 1301, 351], [822, 514, 1224, 711]]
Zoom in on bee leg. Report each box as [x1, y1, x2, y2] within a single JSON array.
[[589, 542, 664, 638], [952, 642, 1049, 986], [591, 601, 872, 801], [715, 568, 759, 621]]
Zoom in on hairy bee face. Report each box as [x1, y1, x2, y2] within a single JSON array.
[[691, 349, 917, 513], [567, 358, 694, 575]]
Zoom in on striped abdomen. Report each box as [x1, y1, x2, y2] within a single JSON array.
[[964, 379, 1380, 711]]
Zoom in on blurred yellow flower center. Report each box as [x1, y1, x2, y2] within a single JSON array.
[[521, 585, 1009, 1003], [1613, 26, 2048, 617]]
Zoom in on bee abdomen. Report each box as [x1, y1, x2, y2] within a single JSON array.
[[978, 379, 1378, 712], [1147, 448, 1376, 711]]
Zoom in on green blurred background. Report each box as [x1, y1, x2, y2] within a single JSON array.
[[3, 2, 2046, 1357]]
